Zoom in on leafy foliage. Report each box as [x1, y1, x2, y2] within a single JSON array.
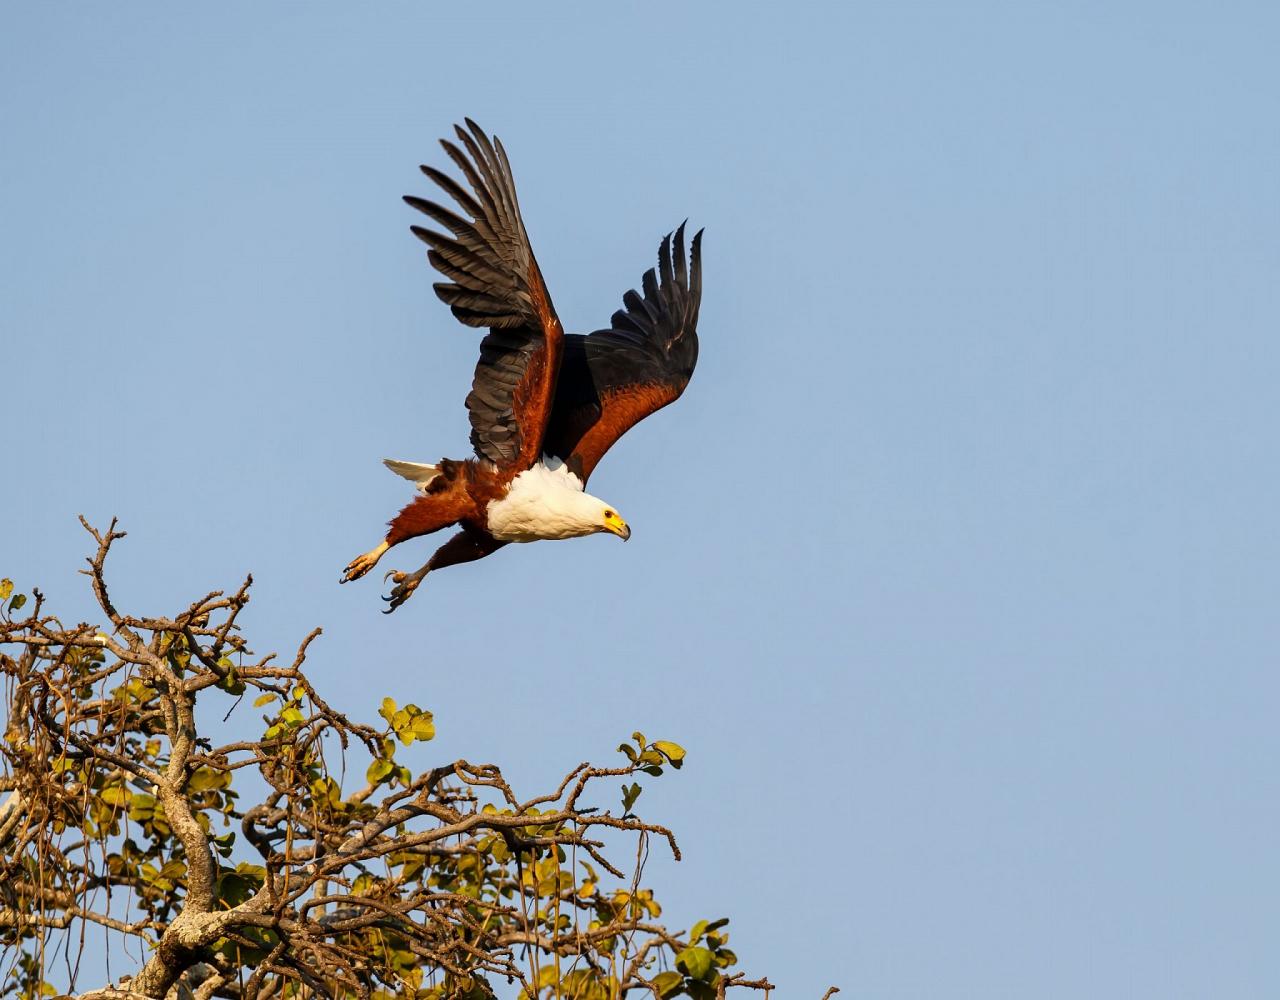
[[0, 524, 793, 1000]]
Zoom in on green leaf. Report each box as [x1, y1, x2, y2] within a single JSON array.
[[366, 758, 394, 785], [653, 740, 686, 768], [217, 872, 258, 907], [189, 767, 229, 792], [685, 981, 716, 1000], [388, 703, 436, 744], [632, 730, 647, 747], [8, 593, 26, 613], [688, 919, 709, 944], [216, 662, 245, 696], [621, 782, 642, 813], [676, 946, 715, 981], [252, 693, 277, 708], [127, 793, 156, 821], [652, 971, 684, 998], [99, 785, 129, 807], [379, 697, 397, 723], [408, 711, 436, 742], [536, 965, 559, 990], [617, 742, 638, 762], [0, 579, 12, 602]]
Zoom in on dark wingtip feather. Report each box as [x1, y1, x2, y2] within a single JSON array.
[[469, 119, 501, 162], [673, 222, 689, 289], [409, 224, 442, 246], [689, 229, 704, 319], [465, 119, 499, 157], [658, 232, 674, 290], [640, 266, 661, 307]]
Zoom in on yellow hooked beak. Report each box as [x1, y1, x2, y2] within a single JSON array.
[[603, 510, 631, 541]]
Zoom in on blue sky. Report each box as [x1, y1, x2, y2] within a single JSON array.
[[3, 2, 1279, 996]]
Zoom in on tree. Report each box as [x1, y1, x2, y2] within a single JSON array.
[[0, 520, 811, 1000]]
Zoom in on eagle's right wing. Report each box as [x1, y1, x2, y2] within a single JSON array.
[[405, 119, 563, 471]]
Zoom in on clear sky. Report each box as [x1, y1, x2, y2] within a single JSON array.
[[3, 2, 1279, 996]]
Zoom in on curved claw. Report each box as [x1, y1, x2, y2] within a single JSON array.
[[382, 569, 426, 614], [341, 541, 390, 584]]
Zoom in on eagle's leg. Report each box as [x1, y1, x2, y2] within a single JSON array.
[[341, 540, 390, 582], [382, 528, 506, 613], [341, 489, 466, 584]]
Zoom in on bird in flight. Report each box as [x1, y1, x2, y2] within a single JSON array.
[[341, 119, 703, 611]]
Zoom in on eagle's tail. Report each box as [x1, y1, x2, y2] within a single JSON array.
[[382, 459, 443, 493]]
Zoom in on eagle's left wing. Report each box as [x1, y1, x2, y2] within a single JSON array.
[[543, 224, 702, 483]]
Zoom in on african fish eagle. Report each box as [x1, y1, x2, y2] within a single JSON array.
[[341, 119, 703, 611]]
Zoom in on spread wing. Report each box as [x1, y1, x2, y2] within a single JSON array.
[[405, 119, 563, 471], [544, 224, 702, 483]]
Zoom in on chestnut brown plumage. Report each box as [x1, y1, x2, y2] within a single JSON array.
[[341, 119, 703, 611]]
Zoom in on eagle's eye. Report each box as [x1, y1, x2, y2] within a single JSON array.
[[604, 510, 615, 520]]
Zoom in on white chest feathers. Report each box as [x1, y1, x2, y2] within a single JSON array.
[[486, 459, 608, 543]]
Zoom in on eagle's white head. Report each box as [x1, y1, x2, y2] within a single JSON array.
[[486, 458, 631, 544]]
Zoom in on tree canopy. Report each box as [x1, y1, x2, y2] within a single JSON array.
[[0, 520, 816, 1000]]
